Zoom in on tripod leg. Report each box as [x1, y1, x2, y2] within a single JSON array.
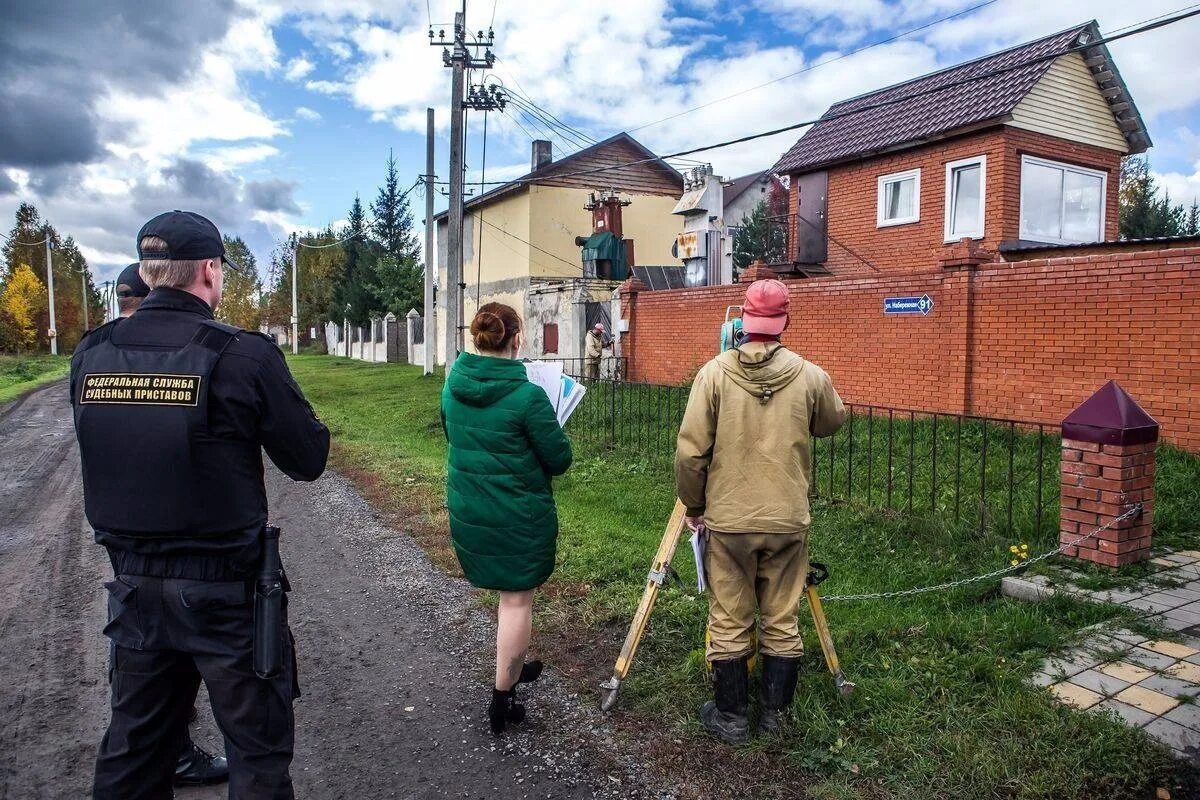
[[599, 500, 688, 711], [806, 585, 855, 697]]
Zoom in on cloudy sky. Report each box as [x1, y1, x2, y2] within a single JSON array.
[[2, 0, 1199, 283]]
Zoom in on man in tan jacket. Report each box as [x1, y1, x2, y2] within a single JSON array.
[[675, 278, 846, 744]]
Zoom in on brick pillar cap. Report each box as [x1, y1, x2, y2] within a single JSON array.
[[617, 276, 647, 295], [737, 261, 777, 283], [1062, 380, 1160, 445]]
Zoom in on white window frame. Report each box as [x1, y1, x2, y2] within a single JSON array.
[[943, 155, 987, 243], [876, 168, 921, 228], [1019, 155, 1108, 245]]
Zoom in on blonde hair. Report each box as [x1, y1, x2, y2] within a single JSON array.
[[138, 235, 210, 289]]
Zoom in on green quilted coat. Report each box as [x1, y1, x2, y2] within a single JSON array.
[[441, 352, 573, 591]]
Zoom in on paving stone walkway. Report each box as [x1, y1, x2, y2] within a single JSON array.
[[1003, 549, 1200, 763]]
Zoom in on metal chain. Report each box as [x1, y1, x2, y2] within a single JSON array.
[[820, 504, 1144, 603]]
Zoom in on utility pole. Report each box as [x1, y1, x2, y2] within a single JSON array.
[[424, 107, 437, 376], [291, 237, 299, 355], [81, 270, 89, 331], [45, 239, 57, 355], [431, 7, 502, 360]]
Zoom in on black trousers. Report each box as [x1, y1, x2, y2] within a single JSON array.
[[93, 574, 297, 800]]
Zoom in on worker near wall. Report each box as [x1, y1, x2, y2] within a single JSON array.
[[583, 322, 609, 380], [675, 278, 847, 744], [441, 302, 573, 735]]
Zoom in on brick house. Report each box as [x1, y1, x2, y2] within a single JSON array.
[[772, 21, 1151, 277]]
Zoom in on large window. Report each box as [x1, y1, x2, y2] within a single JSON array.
[[944, 156, 986, 242], [877, 168, 920, 227], [1020, 156, 1107, 244]]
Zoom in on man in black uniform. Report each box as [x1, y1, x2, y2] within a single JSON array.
[[72, 211, 330, 800], [114, 260, 232, 788]]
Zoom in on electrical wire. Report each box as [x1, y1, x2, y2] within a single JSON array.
[[475, 109, 487, 306], [477, 216, 580, 270], [627, 0, 1001, 134], [462, 9, 1200, 188], [0, 232, 50, 246]]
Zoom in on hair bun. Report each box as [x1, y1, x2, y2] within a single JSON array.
[[470, 303, 522, 353]]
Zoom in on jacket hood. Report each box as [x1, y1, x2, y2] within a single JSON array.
[[716, 341, 806, 402], [446, 351, 529, 407]]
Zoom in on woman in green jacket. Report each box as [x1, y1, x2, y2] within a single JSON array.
[[441, 302, 573, 734]]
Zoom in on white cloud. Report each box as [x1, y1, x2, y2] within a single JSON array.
[[294, 106, 322, 121], [284, 56, 315, 81], [200, 144, 282, 170]]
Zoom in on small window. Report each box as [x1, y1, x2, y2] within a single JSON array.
[[1020, 155, 1107, 244], [944, 156, 986, 242], [542, 323, 558, 355], [877, 169, 920, 227]]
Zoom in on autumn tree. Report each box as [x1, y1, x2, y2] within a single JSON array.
[[0, 264, 47, 353], [2, 203, 102, 350], [218, 235, 262, 330]]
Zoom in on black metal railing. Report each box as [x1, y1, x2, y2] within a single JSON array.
[[564, 379, 1060, 538], [566, 378, 690, 459], [811, 405, 1059, 538], [539, 356, 628, 381]]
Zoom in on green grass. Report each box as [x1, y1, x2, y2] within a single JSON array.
[[287, 355, 1200, 800], [0, 354, 70, 403]]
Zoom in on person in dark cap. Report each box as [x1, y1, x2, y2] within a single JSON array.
[[116, 265, 232, 786], [114, 263, 150, 318], [71, 211, 329, 799]]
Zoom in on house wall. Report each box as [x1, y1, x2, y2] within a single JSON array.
[[725, 177, 775, 228], [1009, 53, 1129, 153], [526, 185, 681, 279], [620, 246, 1200, 450], [789, 127, 1122, 277]]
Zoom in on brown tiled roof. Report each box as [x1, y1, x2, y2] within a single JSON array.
[[774, 21, 1146, 174]]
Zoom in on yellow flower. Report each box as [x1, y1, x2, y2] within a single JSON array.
[[1009, 545, 1019, 554], [1010, 559, 1020, 566], [1020, 543, 1029, 551]]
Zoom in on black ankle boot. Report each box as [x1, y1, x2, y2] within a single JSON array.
[[518, 660, 543, 684], [488, 688, 526, 735], [700, 656, 750, 745], [758, 654, 801, 734], [173, 740, 229, 787]]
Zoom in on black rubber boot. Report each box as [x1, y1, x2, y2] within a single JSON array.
[[758, 654, 801, 735], [488, 688, 526, 736], [699, 657, 750, 745], [173, 740, 229, 787]]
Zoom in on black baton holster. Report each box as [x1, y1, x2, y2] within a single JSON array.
[[253, 525, 284, 679]]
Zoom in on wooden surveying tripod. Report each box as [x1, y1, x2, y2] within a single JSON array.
[[598, 499, 855, 712]]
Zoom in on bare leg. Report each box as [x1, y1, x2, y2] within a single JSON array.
[[495, 590, 534, 690]]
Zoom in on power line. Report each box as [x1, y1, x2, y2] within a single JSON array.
[[627, 0, 1001, 134], [477, 216, 579, 270], [460, 9, 1200, 189]]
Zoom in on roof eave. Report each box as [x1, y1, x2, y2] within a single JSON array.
[[777, 118, 1008, 176], [1075, 21, 1152, 154]]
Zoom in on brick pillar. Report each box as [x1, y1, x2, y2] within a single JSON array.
[[1059, 381, 1159, 568], [737, 260, 777, 283], [616, 275, 645, 380]]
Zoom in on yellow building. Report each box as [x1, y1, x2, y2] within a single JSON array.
[[433, 133, 684, 366]]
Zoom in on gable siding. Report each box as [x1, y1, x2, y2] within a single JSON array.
[[533, 139, 681, 196], [1008, 53, 1128, 153]]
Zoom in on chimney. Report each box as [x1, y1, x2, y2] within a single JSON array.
[[531, 140, 553, 171]]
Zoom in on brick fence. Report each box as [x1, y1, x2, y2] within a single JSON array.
[[619, 245, 1200, 450]]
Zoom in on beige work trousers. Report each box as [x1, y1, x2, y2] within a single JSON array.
[[704, 530, 809, 661]]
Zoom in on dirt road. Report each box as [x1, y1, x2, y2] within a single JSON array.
[[0, 383, 666, 799]]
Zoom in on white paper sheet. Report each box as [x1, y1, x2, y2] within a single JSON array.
[[690, 528, 707, 593], [524, 361, 564, 414]]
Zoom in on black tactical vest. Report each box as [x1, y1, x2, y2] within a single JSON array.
[[72, 319, 265, 538]]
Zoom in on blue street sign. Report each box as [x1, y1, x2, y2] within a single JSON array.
[[884, 294, 934, 316]]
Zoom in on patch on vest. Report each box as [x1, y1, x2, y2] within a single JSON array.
[[79, 373, 202, 406]]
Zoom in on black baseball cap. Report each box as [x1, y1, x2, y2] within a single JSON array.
[[136, 210, 232, 266], [115, 263, 150, 298]]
